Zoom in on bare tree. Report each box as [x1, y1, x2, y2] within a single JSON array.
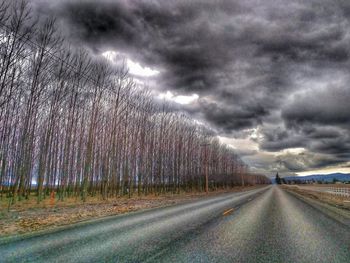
[[0, 1, 270, 209]]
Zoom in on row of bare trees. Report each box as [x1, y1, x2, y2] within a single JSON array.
[[0, 1, 270, 204]]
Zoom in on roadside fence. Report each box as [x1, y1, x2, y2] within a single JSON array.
[[327, 187, 350, 197]]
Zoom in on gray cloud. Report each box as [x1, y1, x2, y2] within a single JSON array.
[[275, 151, 347, 173], [32, 0, 350, 174], [283, 85, 350, 128]]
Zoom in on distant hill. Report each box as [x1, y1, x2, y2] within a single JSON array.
[[283, 173, 350, 183]]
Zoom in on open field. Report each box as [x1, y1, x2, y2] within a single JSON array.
[[0, 186, 262, 236]]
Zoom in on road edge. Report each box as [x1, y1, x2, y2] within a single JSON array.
[[283, 187, 350, 226], [0, 186, 270, 245]]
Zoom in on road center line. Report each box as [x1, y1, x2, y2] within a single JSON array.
[[223, 208, 234, 216]]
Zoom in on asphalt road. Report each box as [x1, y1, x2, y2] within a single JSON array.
[[1, 186, 349, 263]]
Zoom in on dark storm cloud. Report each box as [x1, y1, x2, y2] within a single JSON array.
[[275, 151, 346, 173], [277, 84, 350, 164], [199, 99, 268, 133], [52, 0, 243, 93], [255, 26, 348, 63], [283, 86, 350, 127], [260, 131, 307, 152], [259, 124, 350, 174], [32, 0, 350, 173]]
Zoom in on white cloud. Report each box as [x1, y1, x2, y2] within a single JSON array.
[[280, 148, 306, 155], [126, 59, 159, 77], [158, 91, 199, 105], [102, 50, 159, 77], [101, 50, 119, 62]]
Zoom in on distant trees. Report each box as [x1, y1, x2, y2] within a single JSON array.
[[0, 0, 270, 205], [275, 173, 281, 184]]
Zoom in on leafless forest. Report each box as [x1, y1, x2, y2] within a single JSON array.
[[0, 1, 269, 206]]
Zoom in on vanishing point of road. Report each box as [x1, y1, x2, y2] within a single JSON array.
[[0, 186, 349, 262]]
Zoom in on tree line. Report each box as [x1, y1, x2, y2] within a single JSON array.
[[0, 0, 270, 205]]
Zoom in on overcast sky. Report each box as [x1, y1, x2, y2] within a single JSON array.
[[33, 0, 350, 177]]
